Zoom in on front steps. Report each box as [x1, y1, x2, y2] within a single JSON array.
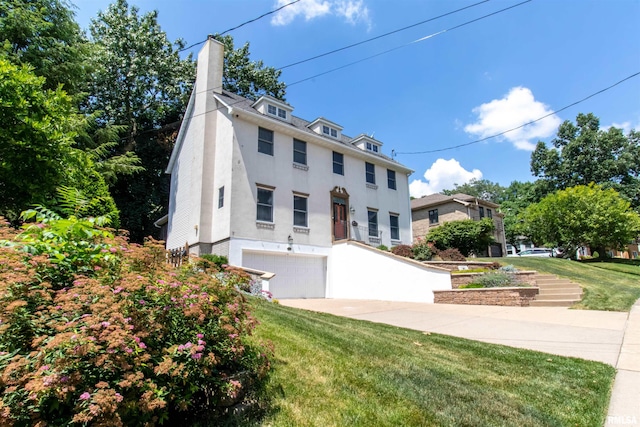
[[530, 274, 583, 307]]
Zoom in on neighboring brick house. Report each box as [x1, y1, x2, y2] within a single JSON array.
[[411, 193, 507, 257]]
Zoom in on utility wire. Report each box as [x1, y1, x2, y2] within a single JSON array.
[[396, 71, 640, 155], [278, 0, 490, 70], [178, 0, 301, 53], [286, 0, 532, 87]]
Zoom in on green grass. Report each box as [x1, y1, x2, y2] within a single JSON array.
[[250, 300, 615, 427], [482, 257, 640, 311]]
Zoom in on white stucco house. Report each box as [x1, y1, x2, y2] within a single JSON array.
[[164, 37, 450, 301]]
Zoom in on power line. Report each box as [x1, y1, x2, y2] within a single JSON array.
[[278, 0, 490, 70], [395, 71, 640, 155], [178, 0, 301, 53], [286, 0, 532, 87]]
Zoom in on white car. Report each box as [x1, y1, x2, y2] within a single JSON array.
[[516, 248, 553, 257]]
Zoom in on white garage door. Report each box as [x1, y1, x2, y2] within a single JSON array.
[[242, 251, 326, 299]]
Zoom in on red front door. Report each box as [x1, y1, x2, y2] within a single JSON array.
[[333, 199, 347, 240]]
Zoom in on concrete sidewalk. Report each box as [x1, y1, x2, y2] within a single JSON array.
[[280, 298, 640, 426]]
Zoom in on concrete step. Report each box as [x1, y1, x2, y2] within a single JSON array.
[[531, 273, 582, 307], [530, 299, 579, 307], [535, 293, 581, 301], [536, 283, 581, 290], [539, 286, 582, 295], [536, 279, 574, 285]]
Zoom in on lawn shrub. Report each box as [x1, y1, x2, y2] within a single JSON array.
[[376, 244, 389, 252], [196, 253, 228, 273], [411, 239, 433, 261], [437, 248, 466, 261], [458, 283, 485, 289], [470, 271, 522, 288], [391, 245, 413, 258], [0, 217, 270, 426]]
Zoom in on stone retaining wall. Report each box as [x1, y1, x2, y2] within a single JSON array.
[[433, 287, 539, 307], [450, 271, 537, 288]]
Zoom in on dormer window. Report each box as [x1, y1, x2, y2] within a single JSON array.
[[352, 134, 383, 154], [322, 125, 338, 138], [267, 104, 287, 119], [366, 142, 379, 153], [252, 96, 293, 123], [308, 118, 343, 139]]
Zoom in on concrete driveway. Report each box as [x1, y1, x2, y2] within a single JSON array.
[[280, 298, 640, 425]]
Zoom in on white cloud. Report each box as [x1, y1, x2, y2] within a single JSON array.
[[409, 158, 482, 198], [335, 1, 371, 29], [464, 87, 561, 151], [271, 0, 371, 28], [607, 120, 639, 134]]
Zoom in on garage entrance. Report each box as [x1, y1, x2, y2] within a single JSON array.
[[242, 251, 327, 299]]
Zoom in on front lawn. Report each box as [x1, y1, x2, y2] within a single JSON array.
[[482, 257, 640, 311], [250, 300, 614, 427]]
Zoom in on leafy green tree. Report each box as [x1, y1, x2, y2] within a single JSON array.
[[441, 178, 506, 203], [213, 34, 287, 101], [522, 184, 640, 259], [426, 218, 496, 257], [0, 55, 118, 223], [500, 180, 547, 246], [531, 113, 640, 209], [0, 0, 89, 95], [87, 0, 195, 143], [86, 0, 195, 240]]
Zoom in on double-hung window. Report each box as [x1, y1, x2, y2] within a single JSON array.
[[365, 162, 375, 184], [258, 127, 274, 156], [293, 139, 307, 165], [218, 186, 224, 209], [387, 169, 396, 190], [487, 209, 493, 219], [390, 214, 399, 240], [293, 194, 308, 227], [429, 209, 438, 224], [257, 187, 274, 222], [368, 209, 378, 237], [333, 152, 344, 175], [479, 206, 485, 218]]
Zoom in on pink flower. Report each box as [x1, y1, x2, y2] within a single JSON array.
[[109, 247, 118, 253], [94, 266, 102, 271], [40, 365, 50, 371], [196, 333, 204, 339], [138, 342, 147, 349], [125, 347, 133, 354], [113, 287, 123, 294], [79, 392, 91, 401], [115, 392, 123, 402], [101, 321, 110, 328], [192, 353, 202, 360], [139, 300, 146, 305]]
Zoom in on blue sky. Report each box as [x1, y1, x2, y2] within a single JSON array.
[[74, 0, 640, 197]]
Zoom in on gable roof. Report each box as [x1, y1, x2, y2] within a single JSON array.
[[214, 90, 412, 173], [411, 193, 499, 210]]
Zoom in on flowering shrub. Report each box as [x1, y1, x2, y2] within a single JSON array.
[[0, 218, 271, 426]]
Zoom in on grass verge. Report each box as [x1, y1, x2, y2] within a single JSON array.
[[484, 257, 640, 311], [250, 300, 614, 427]]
